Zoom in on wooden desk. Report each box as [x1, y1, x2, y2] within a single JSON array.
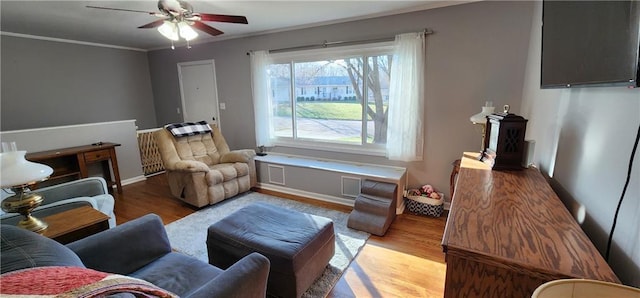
[[42, 206, 110, 244], [27, 142, 122, 193], [441, 153, 619, 297]]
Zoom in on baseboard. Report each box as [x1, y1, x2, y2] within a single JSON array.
[[258, 182, 408, 215], [144, 171, 166, 178], [120, 175, 146, 186], [255, 154, 408, 215], [256, 183, 355, 207], [397, 198, 406, 215]]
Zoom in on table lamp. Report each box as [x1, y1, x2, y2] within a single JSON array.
[[469, 101, 495, 150], [1, 144, 54, 233]]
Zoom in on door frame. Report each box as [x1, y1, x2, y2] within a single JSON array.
[[177, 59, 221, 129]]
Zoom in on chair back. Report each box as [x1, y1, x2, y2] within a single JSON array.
[[155, 124, 231, 167]]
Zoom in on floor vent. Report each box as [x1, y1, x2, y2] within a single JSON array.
[[341, 176, 361, 197], [268, 165, 285, 185]]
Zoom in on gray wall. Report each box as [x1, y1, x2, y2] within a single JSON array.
[[1, 36, 157, 130], [521, 2, 640, 286], [0, 120, 145, 183], [148, 1, 640, 285], [3, 0, 635, 286], [148, 1, 534, 202]]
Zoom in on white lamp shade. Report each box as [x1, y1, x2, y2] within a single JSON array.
[[0, 151, 53, 188], [157, 21, 179, 41], [178, 22, 198, 41], [470, 106, 495, 124]]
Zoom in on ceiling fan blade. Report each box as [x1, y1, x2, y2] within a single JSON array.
[[192, 21, 224, 36], [86, 5, 160, 16], [138, 19, 166, 29], [195, 13, 248, 24]]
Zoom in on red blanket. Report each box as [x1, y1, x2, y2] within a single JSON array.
[[0, 266, 177, 297]]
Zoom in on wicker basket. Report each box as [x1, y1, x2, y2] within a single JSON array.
[[405, 193, 444, 217]]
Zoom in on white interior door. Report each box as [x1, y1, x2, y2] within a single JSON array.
[[178, 60, 220, 127]]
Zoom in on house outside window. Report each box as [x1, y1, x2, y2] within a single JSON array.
[[266, 42, 394, 155]]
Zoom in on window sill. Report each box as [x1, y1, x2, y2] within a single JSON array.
[[254, 153, 406, 181], [272, 139, 386, 157]]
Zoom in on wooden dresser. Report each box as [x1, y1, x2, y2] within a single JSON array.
[[442, 153, 619, 297], [26, 143, 122, 193]]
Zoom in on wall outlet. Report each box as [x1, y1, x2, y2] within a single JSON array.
[[176, 107, 181, 114], [220, 102, 226, 110]]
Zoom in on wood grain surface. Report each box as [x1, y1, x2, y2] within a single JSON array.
[[42, 205, 110, 243], [442, 153, 619, 297], [115, 175, 449, 297]]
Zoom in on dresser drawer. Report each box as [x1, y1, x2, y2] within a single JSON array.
[[84, 149, 111, 162]]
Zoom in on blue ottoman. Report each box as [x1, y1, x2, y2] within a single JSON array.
[[207, 202, 335, 298]]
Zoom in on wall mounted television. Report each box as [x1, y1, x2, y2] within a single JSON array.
[[541, 1, 640, 88]]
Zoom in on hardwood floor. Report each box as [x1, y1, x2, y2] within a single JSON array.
[[113, 174, 448, 297]]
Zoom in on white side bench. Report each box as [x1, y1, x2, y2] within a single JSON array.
[[254, 153, 407, 214]]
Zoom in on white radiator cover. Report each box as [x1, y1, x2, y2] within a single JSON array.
[[255, 153, 407, 214]]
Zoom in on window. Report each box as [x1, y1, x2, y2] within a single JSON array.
[[265, 43, 394, 153], [253, 32, 425, 161]]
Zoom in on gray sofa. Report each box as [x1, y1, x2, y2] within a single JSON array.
[[1, 177, 116, 228], [1, 214, 270, 297]]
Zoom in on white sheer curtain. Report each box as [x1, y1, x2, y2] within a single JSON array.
[[386, 32, 425, 161], [250, 50, 274, 147]]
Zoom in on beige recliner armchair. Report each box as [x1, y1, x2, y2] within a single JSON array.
[[154, 123, 256, 207]]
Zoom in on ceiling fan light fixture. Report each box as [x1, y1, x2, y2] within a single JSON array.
[[88, 0, 248, 47], [157, 21, 179, 41], [178, 22, 198, 41]]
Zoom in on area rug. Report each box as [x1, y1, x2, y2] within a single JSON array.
[[164, 191, 370, 298]]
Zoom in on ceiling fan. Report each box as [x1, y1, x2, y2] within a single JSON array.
[[87, 0, 248, 48]]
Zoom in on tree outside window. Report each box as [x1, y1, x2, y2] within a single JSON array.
[[268, 52, 391, 147]]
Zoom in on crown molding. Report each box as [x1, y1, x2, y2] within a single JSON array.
[[0, 31, 147, 52]]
